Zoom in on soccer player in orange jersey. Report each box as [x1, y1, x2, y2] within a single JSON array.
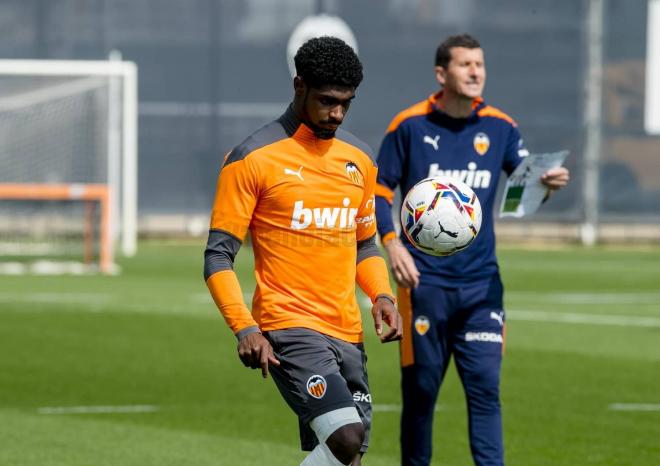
[[204, 37, 402, 466]]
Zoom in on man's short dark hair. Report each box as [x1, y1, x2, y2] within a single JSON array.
[[294, 36, 363, 89], [435, 34, 481, 68]]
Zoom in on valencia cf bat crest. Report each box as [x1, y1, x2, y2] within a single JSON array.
[[345, 162, 364, 185], [306, 374, 327, 399], [414, 316, 430, 336], [473, 132, 490, 156]]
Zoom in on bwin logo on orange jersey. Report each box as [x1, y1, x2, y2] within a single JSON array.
[[291, 197, 359, 230], [307, 375, 327, 399]]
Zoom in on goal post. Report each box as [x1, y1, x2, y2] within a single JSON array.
[[0, 183, 112, 273], [0, 57, 138, 273]]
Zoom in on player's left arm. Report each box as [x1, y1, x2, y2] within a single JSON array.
[[503, 125, 570, 199], [540, 166, 570, 190], [355, 160, 402, 343]]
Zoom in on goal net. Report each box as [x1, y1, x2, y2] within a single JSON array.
[[0, 58, 137, 274]]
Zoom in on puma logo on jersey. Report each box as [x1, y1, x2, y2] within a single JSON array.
[[428, 162, 492, 188], [284, 166, 304, 181], [490, 311, 504, 327], [291, 197, 358, 230], [423, 135, 440, 150]]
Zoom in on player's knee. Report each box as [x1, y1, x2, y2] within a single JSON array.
[[403, 366, 441, 409], [309, 407, 364, 465], [416, 380, 439, 405], [326, 422, 364, 465], [463, 366, 500, 403]]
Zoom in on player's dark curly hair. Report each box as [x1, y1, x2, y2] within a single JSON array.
[[294, 36, 363, 89], [435, 34, 481, 68]]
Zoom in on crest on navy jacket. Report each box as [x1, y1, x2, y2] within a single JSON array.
[[473, 132, 490, 156]]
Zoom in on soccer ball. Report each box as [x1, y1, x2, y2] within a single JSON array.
[[400, 176, 482, 256]]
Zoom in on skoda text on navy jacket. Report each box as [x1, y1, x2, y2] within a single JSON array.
[[375, 92, 528, 288]]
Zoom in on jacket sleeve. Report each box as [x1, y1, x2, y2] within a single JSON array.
[[502, 124, 528, 176], [375, 122, 409, 244]]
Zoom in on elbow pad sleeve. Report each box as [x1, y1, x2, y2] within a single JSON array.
[[206, 270, 257, 335], [356, 255, 394, 303]]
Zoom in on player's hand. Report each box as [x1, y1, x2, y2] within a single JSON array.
[[540, 166, 570, 190], [237, 332, 280, 378], [372, 296, 403, 343], [384, 238, 420, 288]]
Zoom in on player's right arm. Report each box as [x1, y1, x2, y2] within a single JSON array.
[[204, 151, 279, 378], [375, 121, 420, 288]]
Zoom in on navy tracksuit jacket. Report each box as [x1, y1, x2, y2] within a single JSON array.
[[375, 92, 527, 466]]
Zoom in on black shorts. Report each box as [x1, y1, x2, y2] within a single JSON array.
[[264, 327, 372, 452]]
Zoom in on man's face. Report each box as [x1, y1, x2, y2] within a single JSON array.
[[296, 82, 355, 139], [436, 47, 486, 100]]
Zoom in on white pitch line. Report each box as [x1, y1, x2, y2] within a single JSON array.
[[508, 291, 660, 305], [372, 404, 402, 412], [3, 291, 659, 328], [373, 404, 443, 413], [0, 292, 112, 304], [190, 292, 253, 303], [608, 403, 660, 412], [38, 405, 159, 415], [509, 310, 660, 328]]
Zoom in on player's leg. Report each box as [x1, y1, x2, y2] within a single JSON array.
[[302, 407, 364, 465], [452, 275, 505, 466], [303, 332, 372, 465], [264, 328, 364, 466], [297, 402, 364, 466], [399, 285, 455, 466], [332, 336, 373, 465]]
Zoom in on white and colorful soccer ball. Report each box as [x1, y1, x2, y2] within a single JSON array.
[[400, 176, 482, 256]]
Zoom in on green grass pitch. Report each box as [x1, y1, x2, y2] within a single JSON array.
[[1, 241, 659, 465]]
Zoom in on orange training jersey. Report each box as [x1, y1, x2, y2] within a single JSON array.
[[208, 106, 379, 342]]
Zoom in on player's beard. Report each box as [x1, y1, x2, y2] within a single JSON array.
[[301, 91, 339, 139], [304, 113, 339, 139], [310, 124, 337, 139]]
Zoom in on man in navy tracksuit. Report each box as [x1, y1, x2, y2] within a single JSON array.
[[374, 34, 570, 466]]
